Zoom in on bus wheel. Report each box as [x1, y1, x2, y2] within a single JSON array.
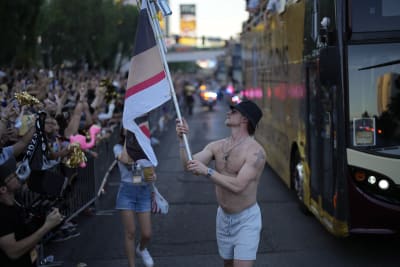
[[291, 151, 309, 214]]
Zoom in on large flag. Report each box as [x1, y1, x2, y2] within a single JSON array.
[[122, 0, 171, 166]]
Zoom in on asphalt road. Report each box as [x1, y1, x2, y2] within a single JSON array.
[[46, 99, 400, 267]]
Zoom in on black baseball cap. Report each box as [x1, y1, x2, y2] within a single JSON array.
[[230, 100, 263, 129], [0, 157, 17, 185]]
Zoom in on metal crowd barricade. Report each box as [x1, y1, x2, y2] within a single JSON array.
[[63, 100, 176, 221], [63, 129, 119, 221]]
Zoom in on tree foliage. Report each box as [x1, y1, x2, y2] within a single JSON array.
[[0, 0, 139, 70], [0, 0, 44, 67]]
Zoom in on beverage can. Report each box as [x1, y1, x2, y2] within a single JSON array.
[[137, 159, 154, 183]]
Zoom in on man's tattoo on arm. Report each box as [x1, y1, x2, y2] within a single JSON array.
[[253, 150, 266, 168]]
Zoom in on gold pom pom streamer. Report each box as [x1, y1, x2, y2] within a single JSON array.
[[63, 143, 87, 168], [100, 78, 118, 103], [14, 92, 41, 106]]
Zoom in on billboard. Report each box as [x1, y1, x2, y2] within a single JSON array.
[[179, 4, 197, 46]]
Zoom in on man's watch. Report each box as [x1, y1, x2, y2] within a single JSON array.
[[206, 168, 214, 178]]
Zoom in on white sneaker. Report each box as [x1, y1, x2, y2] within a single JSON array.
[[136, 244, 154, 267]]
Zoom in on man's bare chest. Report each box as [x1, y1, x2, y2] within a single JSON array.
[[215, 149, 246, 175]]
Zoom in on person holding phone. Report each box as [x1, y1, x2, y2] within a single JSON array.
[[0, 157, 64, 267], [0, 103, 34, 165]]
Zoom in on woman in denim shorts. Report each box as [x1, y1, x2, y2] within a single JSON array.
[[114, 129, 155, 267]]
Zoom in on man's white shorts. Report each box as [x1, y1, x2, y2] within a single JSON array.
[[216, 203, 262, 260]]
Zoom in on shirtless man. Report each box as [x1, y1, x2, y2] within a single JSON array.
[[175, 100, 266, 267]]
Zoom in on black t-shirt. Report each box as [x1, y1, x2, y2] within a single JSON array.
[[0, 203, 36, 267]]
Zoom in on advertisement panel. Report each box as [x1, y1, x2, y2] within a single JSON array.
[[179, 4, 197, 46]]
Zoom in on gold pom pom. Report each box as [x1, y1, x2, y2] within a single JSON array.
[[63, 143, 87, 168], [14, 92, 41, 106], [100, 78, 117, 103]]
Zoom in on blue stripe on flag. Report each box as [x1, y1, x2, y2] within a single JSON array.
[[133, 9, 157, 56]]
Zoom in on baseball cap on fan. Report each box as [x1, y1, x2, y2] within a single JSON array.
[[230, 100, 263, 129]]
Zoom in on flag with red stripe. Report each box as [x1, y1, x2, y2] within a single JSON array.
[[123, 0, 171, 166]]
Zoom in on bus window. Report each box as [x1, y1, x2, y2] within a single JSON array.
[[348, 43, 400, 151], [350, 0, 400, 33]]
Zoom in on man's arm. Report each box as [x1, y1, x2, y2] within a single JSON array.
[[176, 117, 214, 170], [176, 118, 190, 169], [191, 148, 266, 193], [179, 142, 213, 170], [0, 226, 48, 260], [64, 102, 84, 138], [0, 208, 62, 259], [12, 126, 35, 158]]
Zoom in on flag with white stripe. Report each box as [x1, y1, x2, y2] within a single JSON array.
[[122, 0, 171, 166]]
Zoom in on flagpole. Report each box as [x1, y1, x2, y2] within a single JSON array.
[[146, 0, 193, 161], [148, 1, 167, 54]]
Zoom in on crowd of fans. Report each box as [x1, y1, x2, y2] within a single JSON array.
[[0, 67, 127, 260], [0, 65, 202, 265]]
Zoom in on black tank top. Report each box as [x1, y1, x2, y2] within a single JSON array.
[[125, 130, 148, 161]]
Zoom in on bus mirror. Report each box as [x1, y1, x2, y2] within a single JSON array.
[[319, 46, 339, 86]]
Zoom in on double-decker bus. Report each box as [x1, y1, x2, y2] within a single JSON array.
[[241, 0, 400, 236]]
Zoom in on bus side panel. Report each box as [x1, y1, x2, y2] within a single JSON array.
[[252, 0, 307, 187]]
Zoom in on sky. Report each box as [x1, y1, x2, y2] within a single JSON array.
[[167, 0, 249, 40]]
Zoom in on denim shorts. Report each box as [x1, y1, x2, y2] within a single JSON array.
[[115, 182, 151, 212], [216, 203, 262, 260]]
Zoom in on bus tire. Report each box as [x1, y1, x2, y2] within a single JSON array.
[[291, 149, 310, 215]]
